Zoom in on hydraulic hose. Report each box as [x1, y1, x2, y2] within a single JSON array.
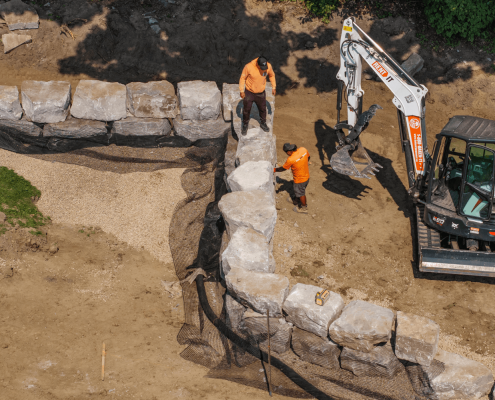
[[194, 273, 335, 400]]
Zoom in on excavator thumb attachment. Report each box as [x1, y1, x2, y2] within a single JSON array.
[[330, 140, 383, 179]]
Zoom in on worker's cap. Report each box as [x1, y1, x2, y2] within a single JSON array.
[[283, 143, 297, 152], [257, 57, 268, 70]]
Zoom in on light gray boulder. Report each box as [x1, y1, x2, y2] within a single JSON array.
[[329, 300, 394, 353], [417, 350, 494, 400], [224, 130, 238, 190], [218, 190, 277, 242], [236, 135, 277, 167], [221, 227, 275, 278], [225, 293, 246, 333], [0, 0, 39, 30], [173, 115, 230, 141], [43, 119, 107, 139], [71, 80, 127, 121], [395, 311, 439, 367], [283, 283, 345, 339], [2, 33, 31, 53], [340, 344, 404, 378], [126, 81, 178, 118], [225, 267, 289, 317], [0, 86, 22, 120], [291, 327, 341, 369], [243, 316, 292, 354], [232, 83, 275, 137], [222, 83, 241, 121], [227, 161, 274, 202], [0, 118, 41, 136], [401, 53, 424, 77], [177, 81, 221, 121], [21, 81, 71, 123], [111, 117, 171, 138]]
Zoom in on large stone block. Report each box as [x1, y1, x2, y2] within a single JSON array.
[[227, 161, 274, 202], [283, 283, 345, 339], [218, 190, 277, 242], [243, 316, 292, 354], [222, 83, 240, 121], [43, 119, 108, 140], [0, 118, 41, 136], [71, 80, 127, 121], [236, 135, 277, 167], [329, 300, 394, 353], [126, 81, 178, 118], [173, 115, 230, 141], [395, 311, 439, 367], [0, 0, 39, 31], [225, 293, 246, 333], [291, 327, 341, 369], [224, 130, 238, 190], [232, 82, 275, 137], [406, 350, 494, 400], [2, 33, 31, 53], [401, 53, 424, 77], [340, 344, 404, 378], [221, 227, 275, 277], [0, 86, 22, 120], [225, 267, 289, 317], [21, 81, 71, 123], [177, 81, 221, 121], [111, 117, 171, 146]]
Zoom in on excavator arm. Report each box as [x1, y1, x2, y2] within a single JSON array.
[[332, 18, 429, 185]]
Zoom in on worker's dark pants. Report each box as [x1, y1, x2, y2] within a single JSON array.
[[243, 89, 267, 125]]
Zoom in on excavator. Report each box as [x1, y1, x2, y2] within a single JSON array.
[[331, 17, 495, 277]]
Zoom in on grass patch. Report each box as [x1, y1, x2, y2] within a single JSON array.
[[0, 166, 49, 235]]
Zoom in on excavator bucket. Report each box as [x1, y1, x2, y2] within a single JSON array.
[[420, 248, 495, 277], [330, 139, 382, 179]]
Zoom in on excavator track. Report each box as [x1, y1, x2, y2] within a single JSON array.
[[416, 204, 441, 249]]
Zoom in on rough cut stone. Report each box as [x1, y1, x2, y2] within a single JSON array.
[[243, 316, 292, 354], [232, 82, 275, 137], [21, 80, 71, 123], [329, 300, 394, 353], [225, 267, 289, 317], [401, 53, 424, 77], [218, 190, 277, 242], [340, 344, 404, 378], [43, 119, 107, 139], [221, 227, 275, 277], [222, 83, 241, 121], [225, 293, 246, 333], [0, 0, 39, 31], [177, 81, 221, 121], [126, 81, 178, 118], [224, 130, 238, 190], [291, 327, 341, 369], [227, 161, 274, 202], [0, 118, 41, 136], [111, 117, 171, 137], [0, 85, 22, 120], [71, 80, 126, 121], [415, 350, 494, 400], [395, 311, 439, 367], [173, 116, 230, 141], [236, 135, 277, 167], [2, 33, 31, 53], [283, 283, 345, 339]]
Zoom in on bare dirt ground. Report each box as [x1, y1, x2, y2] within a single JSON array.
[[1, 0, 495, 399]]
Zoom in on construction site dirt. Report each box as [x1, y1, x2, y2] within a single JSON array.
[[1, 0, 495, 399]]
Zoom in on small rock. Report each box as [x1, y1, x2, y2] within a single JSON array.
[[340, 344, 404, 378], [173, 116, 230, 141], [0, 85, 22, 119], [126, 80, 178, 119], [148, 18, 158, 25], [291, 327, 340, 369], [401, 53, 424, 77], [150, 25, 160, 34], [294, 223, 298, 228], [0, 211, 6, 223], [0, 0, 39, 31], [21, 80, 71, 123], [329, 300, 394, 353], [71, 80, 126, 121], [2, 33, 31, 53], [227, 161, 275, 203], [487, 58, 492, 62], [49, 244, 58, 254], [395, 311, 439, 366], [177, 80, 221, 121]]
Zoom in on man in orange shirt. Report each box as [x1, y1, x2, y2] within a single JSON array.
[[239, 56, 276, 135], [274, 143, 310, 214]]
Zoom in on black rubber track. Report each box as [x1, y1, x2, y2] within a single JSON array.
[[195, 274, 336, 400]]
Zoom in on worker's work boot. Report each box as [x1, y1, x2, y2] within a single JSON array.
[[287, 196, 299, 205], [241, 123, 248, 135], [260, 122, 270, 132], [293, 205, 308, 214]]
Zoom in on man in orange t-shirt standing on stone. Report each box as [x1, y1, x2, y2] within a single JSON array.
[[274, 143, 310, 214], [239, 56, 276, 135]]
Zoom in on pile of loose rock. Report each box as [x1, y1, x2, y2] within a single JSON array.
[[218, 89, 495, 400], [0, 79, 231, 148]]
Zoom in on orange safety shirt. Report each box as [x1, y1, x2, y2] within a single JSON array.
[[283, 147, 310, 184], [239, 58, 276, 94]]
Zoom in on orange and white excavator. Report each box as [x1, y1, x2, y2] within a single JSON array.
[[331, 17, 495, 277]]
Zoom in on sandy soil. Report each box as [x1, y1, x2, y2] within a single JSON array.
[[1, 0, 495, 399]]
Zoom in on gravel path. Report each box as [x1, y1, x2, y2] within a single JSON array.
[[0, 149, 186, 263]]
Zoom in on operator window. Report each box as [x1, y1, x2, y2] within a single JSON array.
[[444, 138, 466, 206]]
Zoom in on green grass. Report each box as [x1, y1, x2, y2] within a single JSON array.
[[0, 166, 49, 235]]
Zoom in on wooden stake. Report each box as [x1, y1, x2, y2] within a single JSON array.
[[101, 343, 106, 381], [267, 311, 272, 396]]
